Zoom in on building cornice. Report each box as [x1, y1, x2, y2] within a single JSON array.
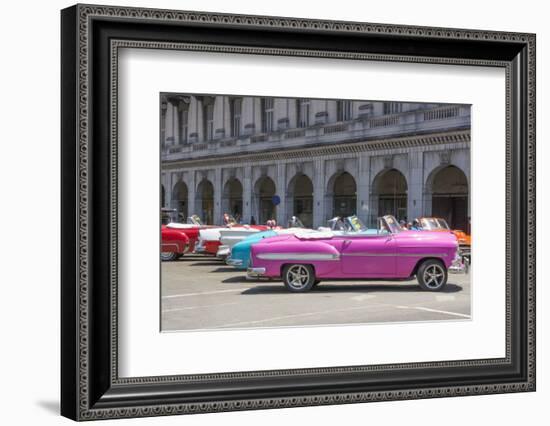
[[162, 129, 470, 170]]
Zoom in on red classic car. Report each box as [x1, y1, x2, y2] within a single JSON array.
[[162, 214, 213, 253], [161, 225, 190, 261]]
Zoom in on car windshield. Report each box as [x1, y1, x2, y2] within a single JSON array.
[[326, 217, 346, 231], [419, 218, 450, 230], [187, 215, 202, 226], [288, 216, 305, 228], [223, 214, 237, 225], [345, 215, 367, 232], [161, 208, 178, 224], [381, 215, 403, 234]]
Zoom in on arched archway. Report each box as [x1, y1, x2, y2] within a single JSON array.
[[371, 169, 408, 222], [172, 181, 188, 222], [428, 165, 469, 231], [327, 172, 357, 219], [254, 176, 276, 224], [195, 179, 214, 224], [222, 178, 243, 221], [287, 174, 313, 227]]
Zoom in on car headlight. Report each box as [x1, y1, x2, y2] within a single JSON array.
[[454, 248, 461, 262]]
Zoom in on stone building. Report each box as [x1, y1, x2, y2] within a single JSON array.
[[160, 94, 470, 231]]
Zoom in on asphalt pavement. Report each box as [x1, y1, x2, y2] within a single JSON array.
[[161, 255, 471, 331]]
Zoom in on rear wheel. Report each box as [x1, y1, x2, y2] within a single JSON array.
[[160, 251, 179, 261], [282, 264, 315, 292], [417, 259, 447, 291]]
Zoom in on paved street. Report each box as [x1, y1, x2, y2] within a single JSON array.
[[161, 255, 471, 332]]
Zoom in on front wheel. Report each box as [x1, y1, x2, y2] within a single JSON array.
[[283, 264, 316, 292], [417, 259, 447, 291], [160, 251, 179, 261]]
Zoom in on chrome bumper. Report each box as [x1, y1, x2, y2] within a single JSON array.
[[216, 246, 230, 258], [194, 240, 206, 253], [226, 257, 243, 267], [449, 264, 466, 274], [449, 254, 468, 274], [247, 267, 266, 278]]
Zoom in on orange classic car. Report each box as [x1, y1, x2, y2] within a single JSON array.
[[412, 217, 471, 264]]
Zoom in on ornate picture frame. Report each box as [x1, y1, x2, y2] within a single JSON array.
[[61, 4, 535, 420]]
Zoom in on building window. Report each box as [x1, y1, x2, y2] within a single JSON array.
[[203, 102, 214, 141], [297, 98, 310, 128], [383, 102, 402, 115], [230, 98, 242, 137], [160, 101, 167, 147], [336, 100, 353, 121], [178, 107, 188, 144], [261, 98, 274, 133]]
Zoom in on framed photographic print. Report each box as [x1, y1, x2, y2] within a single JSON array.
[[61, 4, 536, 421]]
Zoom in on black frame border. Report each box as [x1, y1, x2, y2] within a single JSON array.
[[61, 4, 536, 421]]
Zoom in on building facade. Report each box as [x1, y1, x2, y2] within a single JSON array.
[[160, 94, 470, 231]]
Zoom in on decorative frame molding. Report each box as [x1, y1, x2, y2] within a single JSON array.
[[61, 4, 535, 421]]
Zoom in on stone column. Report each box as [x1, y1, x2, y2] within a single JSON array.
[[223, 97, 231, 135], [313, 159, 326, 228], [213, 168, 223, 224], [213, 96, 225, 140], [326, 100, 338, 123], [407, 151, 424, 222], [187, 171, 196, 217], [242, 165, 253, 223], [196, 98, 204, 142], [357, 154, 370, 225], [169, 172, 178, 210], [276, 163, 287, 226], [172, 99, 179, 145], [187, 97, 199, 143], [288, 98, 298, 128], [242, 98, 256, 135], [165, 102, 174, 145], [253, 98, 262, 129], [163, 173, 172, 209]]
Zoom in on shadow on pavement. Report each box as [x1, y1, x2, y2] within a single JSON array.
[[188, 262, 226, 267], [211, 267, 238, 273], [172, 255, 220, 263], [222, 276, 262, 284], [240, 283, 463, 295]]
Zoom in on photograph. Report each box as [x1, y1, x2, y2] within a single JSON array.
[[159, 94, 472, 332], [58, 3, 535, 420]]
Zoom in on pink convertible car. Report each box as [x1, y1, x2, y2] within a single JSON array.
[[248, 215, 463, 292]]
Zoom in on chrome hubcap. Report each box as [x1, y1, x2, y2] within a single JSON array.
[[160, 252, 174, 260], [287, 265, 310, 289], [423, 264, 445, 288]]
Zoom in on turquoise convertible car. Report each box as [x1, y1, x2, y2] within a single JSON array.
[[226, 215, 378, 270], [226, 229, 279, 270]]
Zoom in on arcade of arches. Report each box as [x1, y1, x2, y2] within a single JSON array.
[[171, 181, 188, 222], [427, 165, 469, 232], [196, 179, 214, 225], [327, 172, 357, 219], [371, 169, 408, 224], [166, 164, 469, 230], [222, 178, 243, 220], [287, 174, 314, 228], [254, 176, 276, 225]]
